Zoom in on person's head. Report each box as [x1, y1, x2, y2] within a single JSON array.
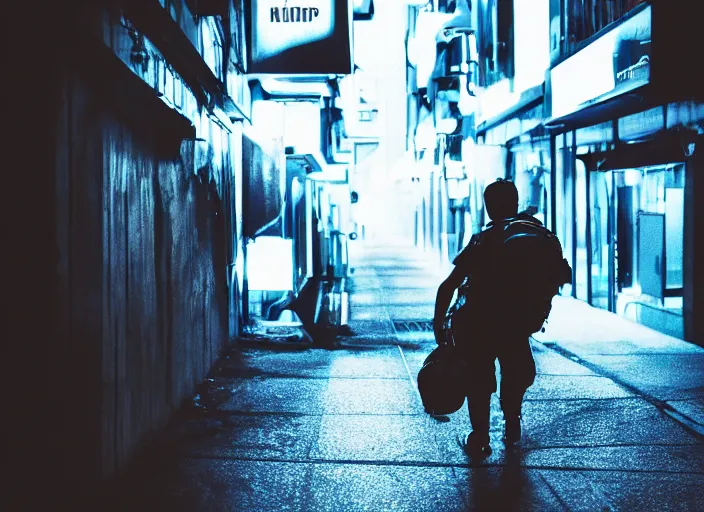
[[484, 179, 519, 221]]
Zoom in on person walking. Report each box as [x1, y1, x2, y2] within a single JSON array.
[[433, 179, 572, 457]]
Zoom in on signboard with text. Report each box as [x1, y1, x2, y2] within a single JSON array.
[[550, 4, 651, 119], [247, 0, 353, 74]]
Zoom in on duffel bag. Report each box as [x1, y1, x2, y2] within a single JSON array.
[[417, 345, 467, 415]]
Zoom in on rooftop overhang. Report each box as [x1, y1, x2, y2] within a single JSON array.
[[287, 153, 348, 183], [576, 131, 693, 171], [250, 78, 333, 101]]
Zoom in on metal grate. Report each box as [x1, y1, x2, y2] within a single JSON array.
[[392, 320, 434, 333]]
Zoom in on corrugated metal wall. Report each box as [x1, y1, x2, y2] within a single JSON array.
[[54, 65, 231, 482]]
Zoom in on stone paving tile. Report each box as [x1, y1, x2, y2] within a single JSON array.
[[160, 414, 321, 461], [581, 354, 704, 401], [222, 348, 408, 384], [666, 398, 704, 429], [373, 271, 442, 280], [322, 378, 423, 415], [525, 374, 633, 400], [385, 305, 436, 321], [347, 278, 381, 290], [521, 398, 699, 448], [328, 349, 408, 379], [536, 468, 704, 512], [380, 293, 438, 306], [547, 338, 704, 355], [346, 319, 394, 337], [562, 469, 704, 511], [221, 349, 338, 378], [349, 305, 390, 321], [310, 414, 443, 462], [340, 334, 401, 346], [395, 332, 436, 345], [365, 261, 434, 270], [218, 377, 328, 414], [531, 341, 597, 376], [117, 459, 312, 511], [349, 291, 381, 306], [378, 276, 445, 289], [306, 464, 466, 512], [524, 444, 704, 473], [452, 467, 566, 511]]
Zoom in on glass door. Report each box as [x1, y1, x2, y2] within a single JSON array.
[[554, 133, 574, 297], [574, 158, 589, 301], [589, 170, 614, 311]]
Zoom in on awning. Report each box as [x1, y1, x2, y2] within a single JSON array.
[[251, 78, 333, 101], [288, 152, 349, 182], [576, 133, 689, 171], [476, 83, 544, 137], [544, 86, 655, 134], [307, 165, 348, 183]]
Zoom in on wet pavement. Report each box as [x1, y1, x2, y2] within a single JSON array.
[[107, 240, 704, 511]]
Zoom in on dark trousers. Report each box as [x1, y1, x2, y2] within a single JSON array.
[[458, 328, 537, 436]]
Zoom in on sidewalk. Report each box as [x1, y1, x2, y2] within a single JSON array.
[[108, 240, 704, 511], [534, 297, 704, 435]]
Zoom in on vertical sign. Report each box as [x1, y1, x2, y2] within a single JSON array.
[[247, 0, 353, 74]]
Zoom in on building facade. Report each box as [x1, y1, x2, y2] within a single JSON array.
[[9, 0, 252, 496], [405, 0, 704, 345]]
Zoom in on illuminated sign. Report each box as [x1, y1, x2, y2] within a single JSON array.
[[550, 5, 651, 119], [247, 0, 353, 74]]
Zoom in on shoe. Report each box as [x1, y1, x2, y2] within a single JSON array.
[[463, 432, 492, 458], [503, 415, 522, 445]]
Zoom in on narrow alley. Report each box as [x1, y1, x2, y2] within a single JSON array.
[[108, 241, 704, 511], [7, 2, 704, 510]]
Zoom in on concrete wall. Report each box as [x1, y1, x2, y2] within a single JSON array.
[[6, 2, 239, 503], [52, 60, 231, 483]]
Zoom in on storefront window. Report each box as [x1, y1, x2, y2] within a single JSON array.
[[554, 126, 684, 338], [610, 165, 685, 338], [574, 158, 589, 301], [554, 133, 574, 296], [590, 170, 612, 310]]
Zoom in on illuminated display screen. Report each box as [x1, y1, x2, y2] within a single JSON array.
[[247, 0, 353, 74], [550, 5, 651, 119]]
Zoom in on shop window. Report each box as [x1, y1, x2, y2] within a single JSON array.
[[574, 158, 589, 301], [610, 164, 684, 338], [554, 134, 574, 296], [589, 170, 611, 310]]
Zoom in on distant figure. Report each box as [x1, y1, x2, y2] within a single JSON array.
[[433, 179, 571, 457]]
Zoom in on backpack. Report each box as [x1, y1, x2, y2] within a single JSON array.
[[447, 216, 571, 337], [493, 217, 572, 334]]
